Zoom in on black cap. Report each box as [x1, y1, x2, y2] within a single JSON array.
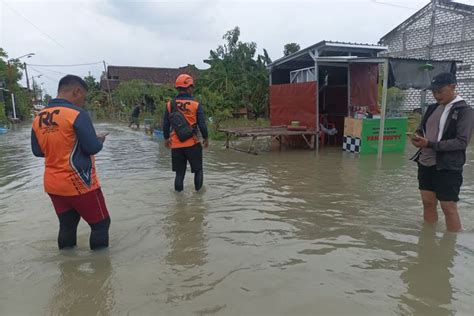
[[428, 72, 457, 91]]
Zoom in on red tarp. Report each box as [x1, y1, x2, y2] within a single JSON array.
[[269, 82, 317, 128], [350, 64, 379, 112]]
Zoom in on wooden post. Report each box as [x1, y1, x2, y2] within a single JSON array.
[[103, 61, 113, 114], [310, 49, 320, 152], [347, 64, 351, 116], [225, 133, 230, 149], [377, 58, 390, 160]]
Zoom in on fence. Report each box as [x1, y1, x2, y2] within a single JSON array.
[[108, 112, 129, 122]]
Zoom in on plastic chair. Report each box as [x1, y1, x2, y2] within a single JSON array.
[[319, 114, 336, 146]]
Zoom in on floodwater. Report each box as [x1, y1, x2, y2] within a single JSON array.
[[1, 123, 474, 316]]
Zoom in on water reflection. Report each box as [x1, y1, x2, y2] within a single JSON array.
[[0, 126, 42, 193], [400, 225, 456, 316], [165, 194, 208, 268], [47, 252, 114, 315]]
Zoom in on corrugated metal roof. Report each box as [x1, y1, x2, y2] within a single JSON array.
[[315, 56, 462, 64], [268, 40, 387, 69]]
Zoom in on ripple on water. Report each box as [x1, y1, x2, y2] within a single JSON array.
[[1, 124, 474, 315]]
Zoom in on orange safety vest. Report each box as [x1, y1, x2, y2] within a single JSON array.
[[167, 98, 200, 149], [32, 100, 101, 196]]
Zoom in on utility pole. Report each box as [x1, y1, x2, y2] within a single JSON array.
[[31, 75, 42, 103], [5, 53, 35, 121], [24, 62, 30, 90], [7, 61, 17, 120], [32, 78, 37, 103], [103, 60, 113, 113], [40, 83, 44, 101]]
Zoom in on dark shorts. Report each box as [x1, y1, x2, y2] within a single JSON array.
[[172, 143, 203, 173], [418, 164, 463, 202], [49, 188, 110, 224]]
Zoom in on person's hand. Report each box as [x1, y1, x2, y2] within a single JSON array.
[[97, 132, 109, 143], [412, 134, 429, 148], [203, 138, 209, 148], [164, 139, 171, 148]]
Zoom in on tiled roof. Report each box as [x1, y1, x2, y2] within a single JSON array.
[[100, 65, 199, 91], [380, 0, 474, 41]]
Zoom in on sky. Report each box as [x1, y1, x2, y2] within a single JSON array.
[[1, 0, 472, 95]]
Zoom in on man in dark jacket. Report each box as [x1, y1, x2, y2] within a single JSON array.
[[129, 102, 142, 129], [411, 72, 473, 232]]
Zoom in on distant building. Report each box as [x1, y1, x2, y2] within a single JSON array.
[[379, 0, 474, 110], [100, 65, 199, 91]]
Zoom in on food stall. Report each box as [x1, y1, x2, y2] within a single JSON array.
[[267, 41, 459, 158], [343, 116, 407, 154]]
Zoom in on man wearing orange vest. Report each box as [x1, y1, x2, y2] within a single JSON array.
[[31, 75, 111, 250], [163, 74, 209, 191]]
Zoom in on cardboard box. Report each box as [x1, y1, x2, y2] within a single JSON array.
[[344, 117, 363, 138]]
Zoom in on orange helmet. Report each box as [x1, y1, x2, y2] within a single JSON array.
[[175, 74, 194, 88]]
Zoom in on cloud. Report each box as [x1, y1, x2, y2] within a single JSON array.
[[96, 0, 221, 41], [1, 0, 430, 94]]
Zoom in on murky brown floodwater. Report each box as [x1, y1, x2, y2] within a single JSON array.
[[1, 122, 474, 315]]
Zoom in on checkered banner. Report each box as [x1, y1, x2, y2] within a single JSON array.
[[343, 136, 361, 153]]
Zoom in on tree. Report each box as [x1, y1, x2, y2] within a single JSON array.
[[112, 79, 176, 126], [196, 26, 270, 120], [81, 74, 111, 119], [82, 75, 103, 105], [0, 102, 7, 125], [43, 93, 52, 105], [0, 48, 32, 120], [84, 74, 100, 91], [283, 43, 301, 56]]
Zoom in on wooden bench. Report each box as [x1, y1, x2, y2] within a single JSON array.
[[232, 107, 248, 119]]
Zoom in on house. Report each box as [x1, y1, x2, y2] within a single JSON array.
[[100, 65, 199, 91], [379, 0, 474, 110], [267, 40, 387, 144]]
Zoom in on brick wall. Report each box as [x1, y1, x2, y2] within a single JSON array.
[[381, 2, 474, 110]]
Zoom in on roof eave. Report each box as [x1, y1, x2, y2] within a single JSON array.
[[268, 41, 324, 69]]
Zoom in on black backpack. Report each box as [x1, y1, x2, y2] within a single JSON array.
[[169, 100, 195, 142]]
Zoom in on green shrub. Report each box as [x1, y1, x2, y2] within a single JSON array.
[[0, 101, 7, 125]]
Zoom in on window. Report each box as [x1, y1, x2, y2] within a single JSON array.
[[458, 64, 471, 72]]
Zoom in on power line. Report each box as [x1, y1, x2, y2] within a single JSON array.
[[27, 62, 103, 67], [1, 0, 64, 48], [370, 0, 418, 10], [28, 66, 59, 83], [30, 66, 69, 76]]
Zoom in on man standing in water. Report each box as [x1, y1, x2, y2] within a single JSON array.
[[163, 74, 208, 192], [31, 75, 111, 250], [411, 72, 473, 232], [129, 102, 142, 129]]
